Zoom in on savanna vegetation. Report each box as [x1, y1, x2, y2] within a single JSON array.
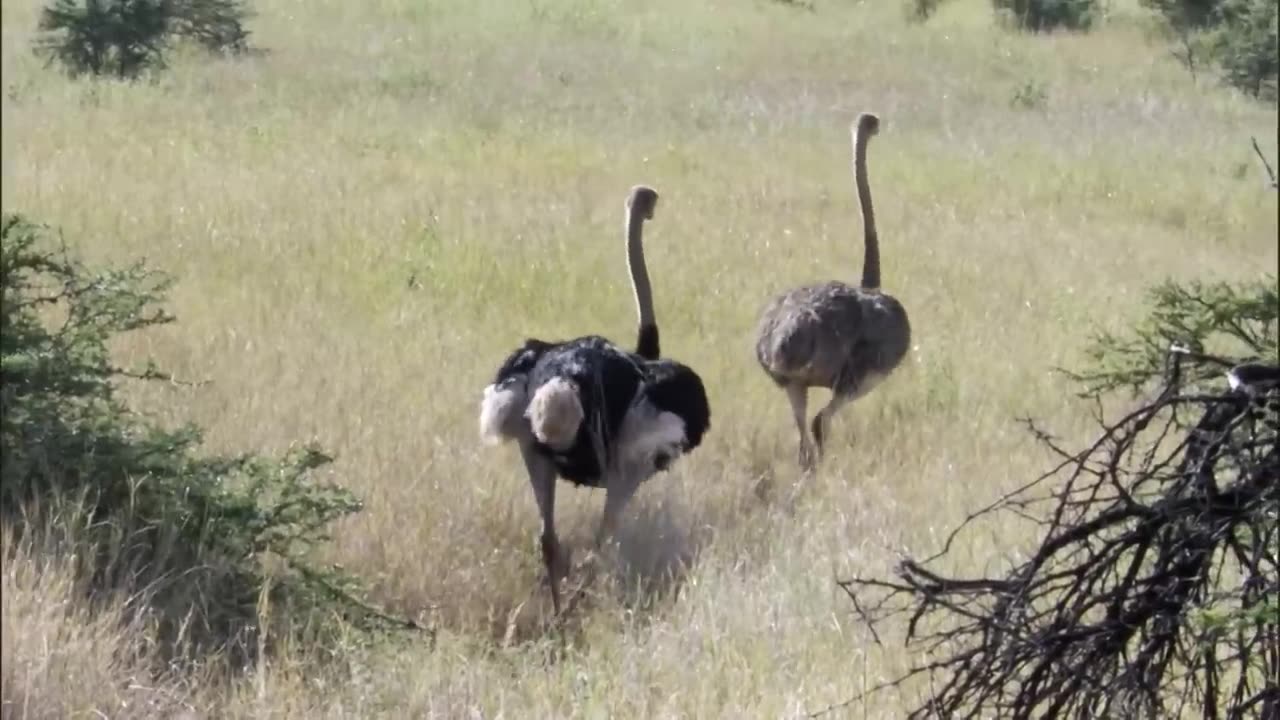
[[2, 0, 1276, 716]]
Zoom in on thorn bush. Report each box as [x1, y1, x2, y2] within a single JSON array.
[[1, 214, 405, 663]]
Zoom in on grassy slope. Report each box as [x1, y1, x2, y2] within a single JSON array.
[[2, 0, 1276, 716]]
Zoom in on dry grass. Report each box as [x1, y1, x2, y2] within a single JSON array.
[[1, 520, 204, 719], [1, 0, 1276, 716]]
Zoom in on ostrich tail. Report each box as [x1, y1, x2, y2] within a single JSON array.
[[479, 382, 528, 445], [526, 377, 584, 450]]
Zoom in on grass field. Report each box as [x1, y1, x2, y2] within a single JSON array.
[[2, 0, 1277, 716]]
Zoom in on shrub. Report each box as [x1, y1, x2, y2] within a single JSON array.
[[1143, 0, 1279, 98], [168, 0, 251, 53], [835, 277, 1278, 718], [0, 214, 406, 662], [1208, 0, 1278, 98], [34, 0, 252, 79], [35, 0, 170, 79], [992, 0, 1098, 31], [1070, 276, 1278, 395], [1010, 78, 1050, 109]]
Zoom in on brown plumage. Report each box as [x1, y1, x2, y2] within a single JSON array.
[[754, 112, 911, 471]]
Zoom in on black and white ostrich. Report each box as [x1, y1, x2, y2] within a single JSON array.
[[478, 185, 711, 614]]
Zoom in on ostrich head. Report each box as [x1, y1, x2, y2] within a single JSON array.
[[628, 185, 660, 220], [855, 112, 881, 138]]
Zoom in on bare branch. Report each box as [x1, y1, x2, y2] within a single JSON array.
[[825, 346, 1280, 718], [1252, 137, 1278, 190]]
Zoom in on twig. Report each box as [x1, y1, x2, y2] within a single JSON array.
[[296, 564, 434, 638], [1252, 137, 1278, 190]]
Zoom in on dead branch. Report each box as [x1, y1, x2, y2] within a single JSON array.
[[1252, 137, 1278, 190], [830, 349, 1280, 719]]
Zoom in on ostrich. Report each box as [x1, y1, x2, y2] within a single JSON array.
[[1168, 343, 1280, 398], [754, 112, 911, 472], [478, 185, 711, 614]]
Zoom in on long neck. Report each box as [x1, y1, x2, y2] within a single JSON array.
[[627, 207, 660, 359], [854, 128, 880, 290]]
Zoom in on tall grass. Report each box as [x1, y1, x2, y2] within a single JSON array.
[[2, 0, 1276, 716], [1, 518, 201, 719]]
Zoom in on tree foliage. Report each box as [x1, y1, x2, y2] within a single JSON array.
[[34, 0, 252, 79], [1143, 0, 1278, 99], [1209, 0, 1279, 99], [1, 214, 415, 661], [829, 278, 1279, 718], [991, 0, 1098, 31], [1066, 276, 1278, 396]]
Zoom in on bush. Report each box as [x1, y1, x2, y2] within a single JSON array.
[[1209, 0, 1278, 98], [992, 0, 1098, 31], [1070, 276, 1278, 395], [1143, 0, 1279, 98], [836, 277, 1278, 718], [1010, 78, 1050, 109], [34, 0, 252, 79], [0, 214, 406, 661], [168, 0, 251, 53]]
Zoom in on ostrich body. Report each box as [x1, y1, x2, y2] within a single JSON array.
[[754, 113, 911, 471], [478, 186, 711, 614], [1226, 362, 1280, 396]]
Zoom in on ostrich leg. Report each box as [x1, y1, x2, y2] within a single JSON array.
[[520, 441, 566, 614]]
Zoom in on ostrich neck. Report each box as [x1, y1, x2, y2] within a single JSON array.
[[627, 208, 659, 357], [855, 133, 881, 291]]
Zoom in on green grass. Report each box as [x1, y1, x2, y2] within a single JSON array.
[[2, 0, 1276, 716]]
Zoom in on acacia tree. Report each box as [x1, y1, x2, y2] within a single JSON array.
[[34, 0, 252, 79]]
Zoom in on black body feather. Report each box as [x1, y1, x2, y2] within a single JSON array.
[[643, 358, 711, 452], [635, 323, 660, 361], [490, 335, 710, 488]]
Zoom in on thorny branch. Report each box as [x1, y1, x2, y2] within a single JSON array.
[[823, 349, 1280, 719]]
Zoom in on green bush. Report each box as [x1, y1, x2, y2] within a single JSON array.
[[34, 0, 251, 79], [1010, 78, 1050, 109], [168, 0, 252, 53], [1067, 275, 1278, 395], [0, 214, 395, 661], [992, 0, 1098, 31], [1143, 0, 1278, 98], [1209, 0, 1278, 99]]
